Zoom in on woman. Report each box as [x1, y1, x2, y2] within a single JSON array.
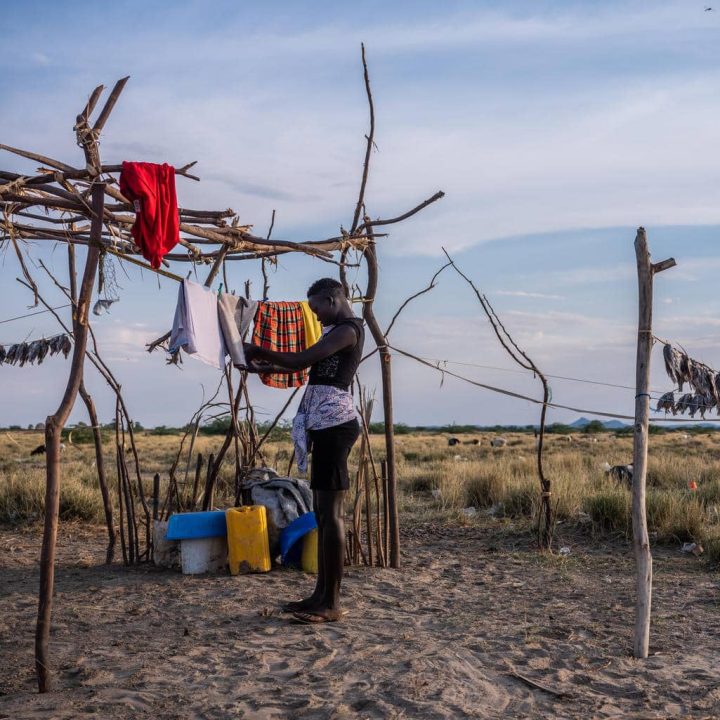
[[244, 277, 364, 623]]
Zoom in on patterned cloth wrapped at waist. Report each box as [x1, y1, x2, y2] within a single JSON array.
[[291, 385, 357, 473]]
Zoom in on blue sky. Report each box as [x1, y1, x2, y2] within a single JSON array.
[[2, 1, 720, 427]]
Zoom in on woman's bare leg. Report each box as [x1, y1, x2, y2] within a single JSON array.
[[282, 491, 326, 612]]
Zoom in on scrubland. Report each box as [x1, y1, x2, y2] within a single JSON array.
[[3, 427, 720, 718], [2, 427, 719, 563]]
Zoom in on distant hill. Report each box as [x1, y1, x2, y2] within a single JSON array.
[[570, 417, 628, 430]]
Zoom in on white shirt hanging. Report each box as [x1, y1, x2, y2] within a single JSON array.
[[169, 279, 225, 369]]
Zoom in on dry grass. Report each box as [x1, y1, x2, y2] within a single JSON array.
[[2, 427, 720, 564]]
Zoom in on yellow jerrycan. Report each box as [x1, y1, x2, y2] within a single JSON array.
[[301, 528, 318, 574], [226, 506, 271, 574]]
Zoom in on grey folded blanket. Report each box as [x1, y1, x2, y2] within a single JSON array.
[[243, 468, 313, 552]]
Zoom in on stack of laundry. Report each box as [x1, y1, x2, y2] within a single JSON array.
[[168, 279, 321, 388], [242, 467, 313, 556], [0, 334, 72, 367], [657, 343, 720, 417]]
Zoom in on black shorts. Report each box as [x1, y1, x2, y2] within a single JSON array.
[[309, 419, 361, 491]]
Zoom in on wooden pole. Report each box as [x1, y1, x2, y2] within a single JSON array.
[[120, 447, 137, 565], [363, 235, 400, 568], [352, 468, 362, 565], [35, 182, 104, 692], [632, 227, 675, 659], [191, 453, 203, 510], [152, 473, 160, 521], [202, 453, 215, 511], [536, 381, 552, 550], [79, 383, 115, 563], [363, 457, 373, 567], [381, 459, 389, 563], [69, 243, 115, 564], [115, 422, 128, 565]]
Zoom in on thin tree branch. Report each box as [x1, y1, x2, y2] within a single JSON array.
[[262, 209, 276, 301], [438, 248, 554, 549], [351, 43, 375, 234], [442, 247, 533, 371], [384, 262, 451, 337], [359, 191, 445, 231]]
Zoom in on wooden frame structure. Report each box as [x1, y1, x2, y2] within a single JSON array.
[[1, 52, 444, 691]]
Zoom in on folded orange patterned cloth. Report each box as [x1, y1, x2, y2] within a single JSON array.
[[251, 302, 308, 388]]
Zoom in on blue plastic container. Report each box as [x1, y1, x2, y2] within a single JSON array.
[[280, 512, 317, 567], [166, 510, 227, 540]]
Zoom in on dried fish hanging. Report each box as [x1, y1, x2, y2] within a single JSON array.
[[657, 342, 719, 417], [0, 333, 72, 367]]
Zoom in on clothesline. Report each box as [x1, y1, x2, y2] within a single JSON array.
[[389, 343, 720, 423], [167, 279, 322, 388], [412, 355, 671, 396], [0, 304, 72, 326]]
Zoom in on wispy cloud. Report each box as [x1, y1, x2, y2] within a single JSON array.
[[544, 264, 636, 287], [3, 1, 720, 426], [31, 52, 50, 66], [4, 3, 720, 256], [495, 290, 564, 300], [203, 173, 316, 203]]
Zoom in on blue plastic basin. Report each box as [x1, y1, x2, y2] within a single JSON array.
[[166, 510, 227, 540]]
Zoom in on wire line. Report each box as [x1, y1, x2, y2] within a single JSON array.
[[0, 304, 71, 325], [390, 344, 720, 423], [414, 356, 668, 395]]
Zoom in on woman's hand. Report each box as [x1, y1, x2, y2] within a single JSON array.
[[245, 358, 272, 374], [244, 343, 262, 362]]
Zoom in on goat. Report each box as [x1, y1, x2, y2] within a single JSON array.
[[602, 462, 633, 488], [30, 443, 65, 457], [491, 437, 507, 448]]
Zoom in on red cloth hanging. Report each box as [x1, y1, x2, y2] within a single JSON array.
[[119, 162, 179, 268]]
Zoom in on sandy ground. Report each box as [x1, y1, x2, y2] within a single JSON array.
[[1, 519, 719, 720]]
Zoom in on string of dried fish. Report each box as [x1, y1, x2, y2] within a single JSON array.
[[655, 391, 676, 415], [0, 334, 72, 367], [660, 342, 720, 416], [662, 344, 683, 388]]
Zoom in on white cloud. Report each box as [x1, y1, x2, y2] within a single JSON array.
[[664, 255, 720, 282], [543, 263, 636, 287], [4, 2, 720, 425], [495, 290, 564, 300], [31, 52, 50, 66], [5, 4, 720, 258]]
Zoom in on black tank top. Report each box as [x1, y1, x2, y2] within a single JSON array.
[[308, 318, 365, 390]]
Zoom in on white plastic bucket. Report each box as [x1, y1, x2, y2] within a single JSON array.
[[180, 536, 228, 574]]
